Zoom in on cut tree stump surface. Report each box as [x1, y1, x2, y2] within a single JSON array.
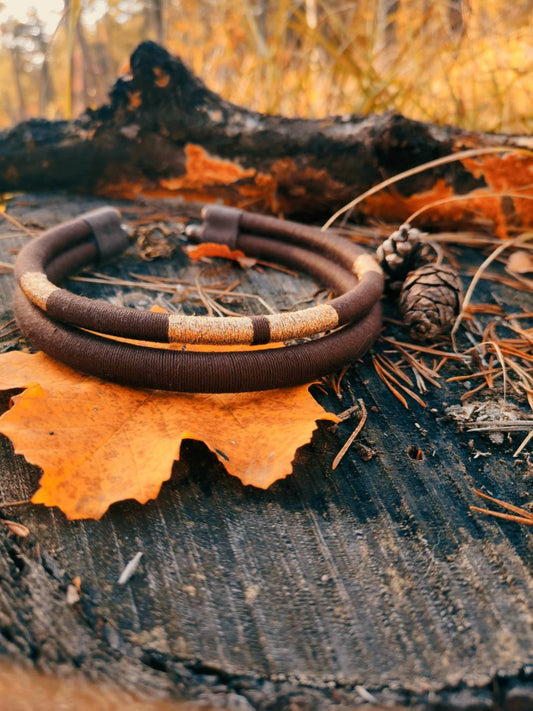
[[0, 193, 531, 710]]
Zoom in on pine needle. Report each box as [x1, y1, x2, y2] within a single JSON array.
[[470, 489, 533, 525], [0, 210, 37, 237], [452, 231, 533, 338], [374, 354, 427, 407], [469, 506, 533, 525], [381, 337, 468, 361], [373, 356, 409, 409], [405, 189, 533, 225], [0, 499, 32, 507], [332, 400, 368, 470], [513, 429, 533, 457]]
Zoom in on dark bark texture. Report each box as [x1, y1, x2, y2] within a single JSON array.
[[0, 41, 531, 234], [0, 193, 532, 710]]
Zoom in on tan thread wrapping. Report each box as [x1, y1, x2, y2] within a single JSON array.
[[169, 305, 339, 344], [168, 314, 255, 345], [20, 272, 59, 310], [352, 253, 383, 280], [268, 304, 339, 342]]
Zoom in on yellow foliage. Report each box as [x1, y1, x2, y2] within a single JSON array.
[[0, 0, 531, 133]]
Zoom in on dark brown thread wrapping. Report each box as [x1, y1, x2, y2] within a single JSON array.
[[238, 233, 383, 324], [14, 287, 381, 393], [206, 206, 364, 269], [47, 290, 171, 342], [14, 218, 91, 281], [14, 206, 384, 391], [251, 316, 271, 346], [81, 207, 130, 260], [331, 271, 384, 323], [17, 213, 382, 343], [45, 242, 98, 282], [237, 233, 358, 293], [43, 239, 170, 341], [36, 234, 363, 341], [202, 205, 242, 250], [44, 239, 361, 339]]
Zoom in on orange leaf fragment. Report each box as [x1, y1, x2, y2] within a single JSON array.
[[0, 351, 338, 520], [186, 242, 257, 268]]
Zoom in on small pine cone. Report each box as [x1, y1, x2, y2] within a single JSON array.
[[376, 223, 431, 289], [398, 263, 462, 341]]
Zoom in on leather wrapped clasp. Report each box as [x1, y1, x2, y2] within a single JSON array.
[[81, 207, 130, 260], [201, 205, 243, 250]]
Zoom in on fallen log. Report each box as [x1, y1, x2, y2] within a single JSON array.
[[0, 40, 531, 235]]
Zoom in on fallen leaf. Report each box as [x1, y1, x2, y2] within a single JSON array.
[[185, 241, 257, 268], [506, 249, 533, 275], [0, 351, 338, 520]]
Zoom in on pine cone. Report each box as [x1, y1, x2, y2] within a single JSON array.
[[376, 223, 431, 289], [398, 263, 462, 341]]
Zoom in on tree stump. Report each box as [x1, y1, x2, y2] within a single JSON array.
[[0, 191, 531, 710]]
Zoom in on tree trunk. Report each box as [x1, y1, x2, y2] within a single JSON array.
[[378, 0, 400, 47], [9, 47, 27, 122], [0, 41, 531, 235], [448, 0, 465, 36], [148, 0, 166, 46]]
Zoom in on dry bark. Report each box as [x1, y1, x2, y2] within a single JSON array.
[[0, 41, 531, 233]]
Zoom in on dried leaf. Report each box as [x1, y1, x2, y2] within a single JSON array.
[[0, 351, 338, 520], [506, 250, 533, 275], [186, 242, 257, 268]]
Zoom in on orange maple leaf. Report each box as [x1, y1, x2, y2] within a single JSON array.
[[0, 351, 338, 520]]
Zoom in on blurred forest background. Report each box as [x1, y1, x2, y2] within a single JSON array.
[[0, 0, 531, 133]]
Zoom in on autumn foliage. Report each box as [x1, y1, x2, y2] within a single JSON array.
[[0, 0, 531, 134], [0, 351, 338, 520]]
